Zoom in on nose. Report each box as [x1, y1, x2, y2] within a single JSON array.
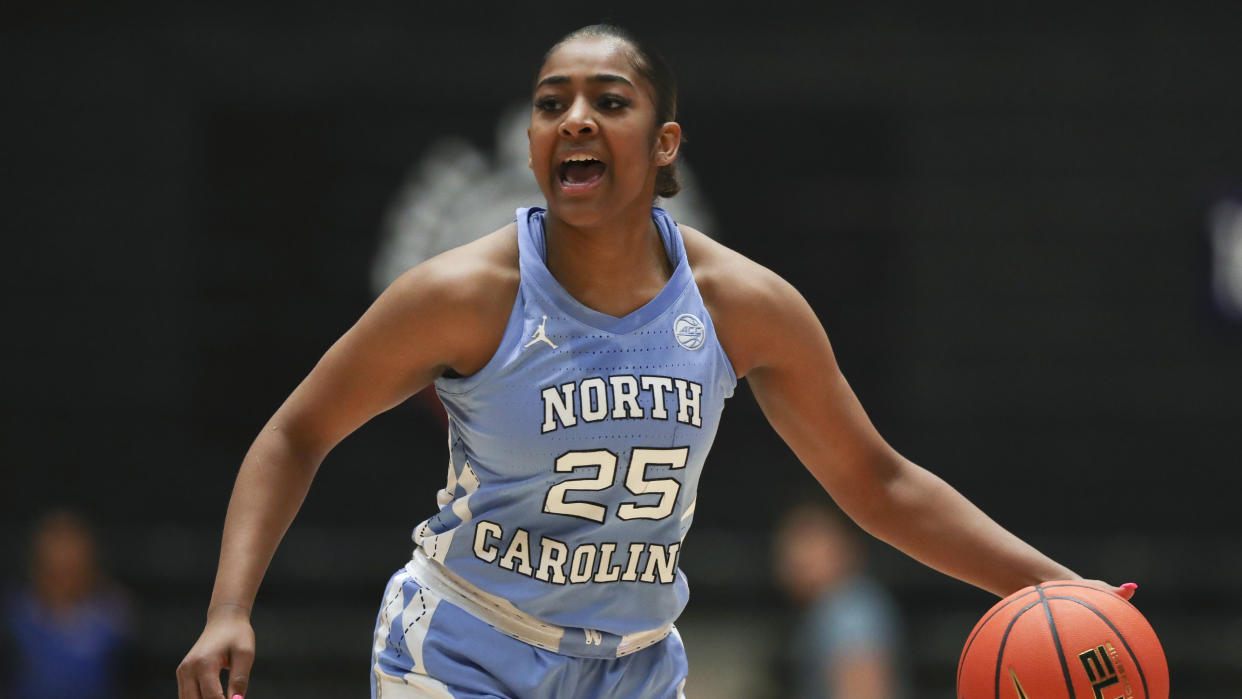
[[559, 96, 597, 137]]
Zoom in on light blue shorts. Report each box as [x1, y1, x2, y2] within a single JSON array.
[[370, 565, 689, 698]]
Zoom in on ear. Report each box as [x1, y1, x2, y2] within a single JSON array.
[[653, 122, 682, 167]]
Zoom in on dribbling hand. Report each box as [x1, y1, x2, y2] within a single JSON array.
[[177, 604, 255, 699], [1086, 579, 1139, 601]]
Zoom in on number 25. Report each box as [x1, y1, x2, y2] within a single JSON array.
[[542, 447, 689, 523]]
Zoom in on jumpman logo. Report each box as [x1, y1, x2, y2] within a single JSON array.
[[524, 315, 558, 349]]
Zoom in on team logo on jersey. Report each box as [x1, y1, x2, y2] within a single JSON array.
[[524, 315, 558, 350], [672, 313, 705, 350]]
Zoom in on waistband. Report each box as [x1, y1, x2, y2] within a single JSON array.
[[405, 549, 673, 659]]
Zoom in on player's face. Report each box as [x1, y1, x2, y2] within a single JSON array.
[[529, 37, 679, 225]]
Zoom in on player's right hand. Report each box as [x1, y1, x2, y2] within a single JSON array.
[[177, 604, 255, 699]]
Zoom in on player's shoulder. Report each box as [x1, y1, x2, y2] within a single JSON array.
[[681, 224, 817, 377], [370, 223, 518, 353], [369, 222, 519, 376], [385, 222, 520, 313], [681, 224, 802, 315]]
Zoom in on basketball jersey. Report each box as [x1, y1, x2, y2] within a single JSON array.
[[414, 206, 736, 638]]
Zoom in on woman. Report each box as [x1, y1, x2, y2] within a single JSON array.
[[177, 24, 1132, 699]]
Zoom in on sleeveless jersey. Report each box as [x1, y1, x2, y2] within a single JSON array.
[[414, 206, 736, 638]]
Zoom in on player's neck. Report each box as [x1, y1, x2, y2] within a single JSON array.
[[544, 205, 673, 318]]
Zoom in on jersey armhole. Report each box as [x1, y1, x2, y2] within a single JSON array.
[[434, 285, 527, 396]]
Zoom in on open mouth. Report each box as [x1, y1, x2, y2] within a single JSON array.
[[559, 155, 607, 189]]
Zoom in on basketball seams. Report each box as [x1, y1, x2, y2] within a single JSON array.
[[1044, 594, 1151, 699], [1036, 584, 1077, 699], [957, 588, 1038, 693], [1041, 581, 1134, 601], [961, 582, 1164, 699], [991, 600, 1043, 699]]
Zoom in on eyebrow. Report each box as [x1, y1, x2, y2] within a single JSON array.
[[535, 73, 634, 89]]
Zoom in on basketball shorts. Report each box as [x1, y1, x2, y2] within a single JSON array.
[[370, 558, 689, 698]]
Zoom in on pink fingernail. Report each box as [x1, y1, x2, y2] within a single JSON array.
[[1121, 582, 1138, 592], [233, 695, 244, 699]]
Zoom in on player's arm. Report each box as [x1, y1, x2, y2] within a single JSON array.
[[177, 231, 517, 699], [705, 255, 1076, 598], [203, 247, 510, 610]]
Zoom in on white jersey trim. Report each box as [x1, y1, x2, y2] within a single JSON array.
[[406, 549, 673, 658]]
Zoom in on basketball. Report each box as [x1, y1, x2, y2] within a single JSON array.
[[957, 581, 1169, 699]]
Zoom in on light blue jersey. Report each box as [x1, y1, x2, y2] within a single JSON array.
[[413, 206, 736, 641]]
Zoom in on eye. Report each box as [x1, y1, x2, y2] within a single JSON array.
[[598, 94, 630, 111], [534, 96, 564, 112]]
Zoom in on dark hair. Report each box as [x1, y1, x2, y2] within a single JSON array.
[[541, 24, 682, 198]]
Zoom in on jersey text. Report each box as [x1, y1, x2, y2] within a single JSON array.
[[472, 520, 681, 585], [541, 374, 702, 433]]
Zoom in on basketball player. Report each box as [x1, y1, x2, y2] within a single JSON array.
[[177, 24, 1134, 699]]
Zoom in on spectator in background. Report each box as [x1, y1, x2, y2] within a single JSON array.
[[3, 509, 133, 699], [773, 501, 906, 699]]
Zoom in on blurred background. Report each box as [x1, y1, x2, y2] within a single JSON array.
[[3, 3, 1241, 697]]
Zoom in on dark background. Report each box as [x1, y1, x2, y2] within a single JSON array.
[[3, 3, 1241, 697]]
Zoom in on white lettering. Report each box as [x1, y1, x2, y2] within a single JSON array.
[[541, 375, 705, 432], [640, 376, 674, 420], [541, 383, 577, 433], [469, 523, 683, 587], [568, 544, 598, 584], [640, 543, 680, 584], [535, 537, 569, 584], [621, 542, 647, 582], [580, 378, 608, 422], [499, 529, 534, 576], [473, 521, 502, 562], [673, 379, 702, 427], [594, 542, 622, 582], [609, 375, 643, 418]]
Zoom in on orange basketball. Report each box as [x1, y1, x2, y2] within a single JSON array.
[[957, 581, 1168, 699]]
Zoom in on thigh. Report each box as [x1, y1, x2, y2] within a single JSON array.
[[370, 567, 689, 699], [370, 567, 556, 699], [371, 566, 458, 698], [580, 628, 689, 699]]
